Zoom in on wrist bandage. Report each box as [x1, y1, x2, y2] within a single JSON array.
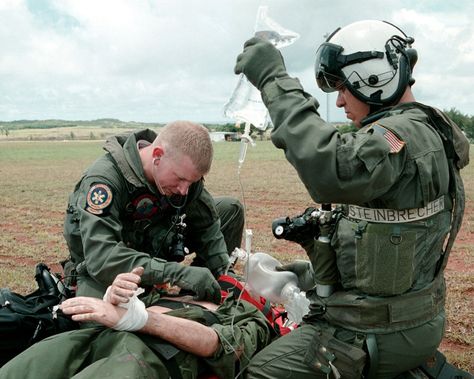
[[103, 287, 148, 331]]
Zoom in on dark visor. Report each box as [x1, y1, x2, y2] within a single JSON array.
[[314, 43, 345, 93], [314, 42, 384, 93]]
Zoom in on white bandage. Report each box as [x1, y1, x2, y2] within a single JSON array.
[[103, 287, 148, 332]]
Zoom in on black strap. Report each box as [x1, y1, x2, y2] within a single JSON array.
[[418, 350, 473, 379], [153, 298, 207, 310], [138, 335, 183, 379], [139, 334, 180, 361], [413, 104, 466, 275], [219, 277, 274, 321], [388, 103, 466, 277]]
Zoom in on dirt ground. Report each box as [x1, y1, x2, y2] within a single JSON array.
[[2, 204, 472, 373]]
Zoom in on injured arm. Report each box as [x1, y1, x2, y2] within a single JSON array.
[[143, 306, 219, 357], [60, 295, 220, 358]]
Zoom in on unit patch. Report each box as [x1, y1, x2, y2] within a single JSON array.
[[85, 184, 113, 215], [131, 194, 159, 220], [371, 124, 405, 153]]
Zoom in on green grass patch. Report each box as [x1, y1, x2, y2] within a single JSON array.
[[0, 137, 472, 372]]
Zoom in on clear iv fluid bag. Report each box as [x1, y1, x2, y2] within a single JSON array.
[[225, 76, 271, 131], [223, 6, 300, 130]]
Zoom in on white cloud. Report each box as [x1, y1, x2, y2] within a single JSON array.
[[0, 0, 473, 122], [390, 7, 474, 112]]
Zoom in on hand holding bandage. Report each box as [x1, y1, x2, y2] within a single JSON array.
[[60, 267, 149, 331], [104, 267, 144, 305]]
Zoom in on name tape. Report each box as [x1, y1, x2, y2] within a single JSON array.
[[347, 196, 445, 223]]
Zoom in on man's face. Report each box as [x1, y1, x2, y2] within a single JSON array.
[[152, 154, 202, 196], [335, 86, 370, 128]]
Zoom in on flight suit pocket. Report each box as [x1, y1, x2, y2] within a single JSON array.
[[304, 328, 366, 379], [355, 223, 416, 295]]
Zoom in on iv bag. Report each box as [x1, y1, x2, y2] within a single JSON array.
[[223, 6, 300, 130]]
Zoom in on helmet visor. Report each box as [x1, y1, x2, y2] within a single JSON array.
[[314, 43, 346, 93]]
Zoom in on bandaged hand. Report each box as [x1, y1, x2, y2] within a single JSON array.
[[60, 296, 127, 329]]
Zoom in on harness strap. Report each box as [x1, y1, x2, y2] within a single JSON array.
[[412, 103, 467, 276], [139, 334, 183, 379], [218, 275, 275, 322], [365, 334, 379, 379], [314, 274, 445, 333], [438, 165, 465, 274], [152, 298, 207, 310]]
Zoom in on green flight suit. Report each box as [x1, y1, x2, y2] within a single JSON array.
[[63, 129, 243, 299], [246, 77, 469, 378], [0, 296, 274, 379]]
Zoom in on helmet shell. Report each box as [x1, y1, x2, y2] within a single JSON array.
[[315, 20, 415, 107]]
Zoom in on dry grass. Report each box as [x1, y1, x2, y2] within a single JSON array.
[[0, 138, 472, 372]]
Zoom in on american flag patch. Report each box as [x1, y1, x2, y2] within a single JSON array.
[[371, 124, 405, 153]]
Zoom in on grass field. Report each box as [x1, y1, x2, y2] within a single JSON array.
[[0, 138, 472, 372]]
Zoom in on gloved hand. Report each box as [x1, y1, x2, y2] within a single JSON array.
[[163, 263, 222, 304], [276, 260, 315, 291], [234, 37, 288, 90]]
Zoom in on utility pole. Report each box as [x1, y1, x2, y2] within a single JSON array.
[[323, 32, 330, 123]]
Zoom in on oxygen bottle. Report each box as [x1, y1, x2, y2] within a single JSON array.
[[311, 204, 338, 297], [244, 252, 310, 323]]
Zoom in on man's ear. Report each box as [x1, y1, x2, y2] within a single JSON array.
[[152, 146, 164, 164]]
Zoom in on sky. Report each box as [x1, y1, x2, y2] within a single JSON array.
[[0, 0, 473, 123]]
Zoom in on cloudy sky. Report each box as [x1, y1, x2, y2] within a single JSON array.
[[1, 0, 473, 123]]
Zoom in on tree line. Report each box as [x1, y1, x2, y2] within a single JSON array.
[[1, 108, 473, 141]]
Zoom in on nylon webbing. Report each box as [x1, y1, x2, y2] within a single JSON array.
[[438, 166, 465, 274]]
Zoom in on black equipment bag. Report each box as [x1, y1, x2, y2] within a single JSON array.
[[0, 263, 77, 367]]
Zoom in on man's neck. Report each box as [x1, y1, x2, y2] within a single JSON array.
[[398, 87, 416, 103], [139, 145, 155, 185]]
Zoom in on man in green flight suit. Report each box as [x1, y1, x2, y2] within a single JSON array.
[[234, 20, 470, 378], [63, 120, 244, 303], [0, 267, 274, 379]]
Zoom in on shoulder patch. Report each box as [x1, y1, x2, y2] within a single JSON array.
[[371, 123, 405, 153], [85, 183, 113, 215]]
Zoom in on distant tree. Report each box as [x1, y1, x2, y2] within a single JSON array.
[[214, 123, 240, 133], [337, 122, 357, 134], [69, 131, 76, 140], [444, 108, 474, 140]]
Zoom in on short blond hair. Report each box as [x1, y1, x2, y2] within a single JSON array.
[[155, 120, 213, 175]]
